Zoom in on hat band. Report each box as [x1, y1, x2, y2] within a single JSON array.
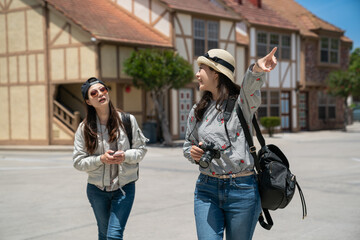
[[204, 53, 234, 73]]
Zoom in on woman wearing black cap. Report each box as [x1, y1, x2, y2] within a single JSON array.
[[183, 48, 277, 240], [73, 77, 148, 240]]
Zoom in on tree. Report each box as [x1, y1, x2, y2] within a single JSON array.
[[327, 48, 360, 131], [349, 48, 360, 74], [259, 117, 281, 137], [123, 49, 194, 145]]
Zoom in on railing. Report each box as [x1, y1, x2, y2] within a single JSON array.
[[57, 85, 85, 119], [53, 100, 81, 132]]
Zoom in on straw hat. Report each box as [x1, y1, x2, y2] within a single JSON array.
[[197, 49, 235, 82]]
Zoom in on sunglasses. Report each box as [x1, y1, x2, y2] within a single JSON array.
[[90, 86, 108, 98]]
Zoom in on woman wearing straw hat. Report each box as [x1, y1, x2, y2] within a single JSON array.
[[183, 47, 277, 240]]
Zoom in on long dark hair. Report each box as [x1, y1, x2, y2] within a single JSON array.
[[83, 95, 124, 155], [194, 68, 240, 121]]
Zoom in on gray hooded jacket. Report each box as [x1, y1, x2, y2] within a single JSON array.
[[73, 113, 148, 188]]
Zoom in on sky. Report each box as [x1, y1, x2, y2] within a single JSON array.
[[295, 0, 360, 52]]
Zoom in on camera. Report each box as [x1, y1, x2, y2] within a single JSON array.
[[198, 142, 221, 168]]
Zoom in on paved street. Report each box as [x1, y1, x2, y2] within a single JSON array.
[[1, 123, 360, 240]]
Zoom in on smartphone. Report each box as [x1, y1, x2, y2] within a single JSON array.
[[112, 151, 123, 157]]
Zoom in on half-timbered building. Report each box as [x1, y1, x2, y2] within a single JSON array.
[[0, 0, 171, 145], [263, 0, 353, 130], [223, 0, 302, 132], [0, 0, 353, 146], [113, 0, 239, 139]]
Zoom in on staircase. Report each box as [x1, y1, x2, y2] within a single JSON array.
[[53, 100, 81, 132]]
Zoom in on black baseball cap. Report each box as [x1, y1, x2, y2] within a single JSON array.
[[81, 77, 107, 99]]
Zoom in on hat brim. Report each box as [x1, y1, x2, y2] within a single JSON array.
[[197, 56, 235, 82]]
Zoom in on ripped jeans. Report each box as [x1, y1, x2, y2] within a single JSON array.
[[194, 173, 261, 240]]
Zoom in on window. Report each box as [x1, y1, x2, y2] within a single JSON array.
[[320, 37, 339, 64], [318, 92, 336, 120], [257, 32, 291, 60], [328, 96, 336, 119], [194, 19, 218, 56], [208, 21, 218, 50], [257, 33, 267, 58], [270, 34, 279, 58], [257, 91, 280, 119], [194, 19, 205, 57], [257, 91, 268, 119], [270, 91, 279, 116], [281, 36, 291, 59]]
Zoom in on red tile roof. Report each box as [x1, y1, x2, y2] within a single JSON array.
[[263, 0, 352, 43], [223, 0, 298, 31], [44, 0, 172, 47], [160, 0, 239, 20]]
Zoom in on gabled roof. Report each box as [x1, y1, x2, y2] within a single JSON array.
[[43, 0, 172, 47], [222, 0, 298, 31], [160, 0, 240, 20], [262, 0, 352, 43]]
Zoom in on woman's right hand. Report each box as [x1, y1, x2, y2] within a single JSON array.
[[190, 142, 204, 163], [100, 150, 124, 164]]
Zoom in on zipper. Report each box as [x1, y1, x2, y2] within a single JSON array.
[[100, 124, 105, 188]]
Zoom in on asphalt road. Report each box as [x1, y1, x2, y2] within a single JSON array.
[[1, 123, 360, 240]]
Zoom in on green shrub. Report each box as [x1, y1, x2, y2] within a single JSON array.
[[259, 116, 281, 137]]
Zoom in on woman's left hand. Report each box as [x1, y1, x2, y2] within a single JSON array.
[[253, 47, 278, 73], [111, 150, 125, 164], [101, 150, 125, 164]]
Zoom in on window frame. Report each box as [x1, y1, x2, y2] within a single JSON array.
[[257, 90, 281, 119], [318, 92, 337, 120], [256, 31, 291, 60], [193, 18, 219, 57], [319, 37, 340, 65]]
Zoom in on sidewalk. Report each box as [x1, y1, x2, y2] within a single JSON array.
[[1, 122, 359, 151]]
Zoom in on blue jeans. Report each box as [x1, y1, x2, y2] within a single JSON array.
[[194, 173, 261, 240], [87, 182, 135, 240]]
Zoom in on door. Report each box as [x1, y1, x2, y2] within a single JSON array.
[[179, 89, 193, 139], [299, 92, 308, 130], [281, 92, 291, 131]]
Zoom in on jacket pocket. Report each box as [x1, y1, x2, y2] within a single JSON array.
[[119, 162, 139, 185]]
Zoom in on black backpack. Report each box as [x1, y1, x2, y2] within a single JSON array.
[[236, 104, 307, 230], [121, 112, 133, 149]]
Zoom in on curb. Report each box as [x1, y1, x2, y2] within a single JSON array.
[[0, 145, 74, 152]]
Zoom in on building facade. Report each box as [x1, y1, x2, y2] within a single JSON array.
[[224, 0, 301, 132], [263, 0, 353, 130], [0, 0, 352, 145]]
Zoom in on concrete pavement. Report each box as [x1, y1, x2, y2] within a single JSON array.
[[1, 123, 360, 240]]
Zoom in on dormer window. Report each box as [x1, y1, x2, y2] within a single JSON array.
[[320, 37, 339, 64]]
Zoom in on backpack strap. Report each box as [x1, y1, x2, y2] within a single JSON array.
[[190, 97, 237, 149], [296, 181, 308, 219], [235, 103, 274, 230], [259, 209, 273, 230], [235, 104, 261, 172], [121, 112, 133, 149]]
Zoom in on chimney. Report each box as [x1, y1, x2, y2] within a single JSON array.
[[249, 0, 262, 8]]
